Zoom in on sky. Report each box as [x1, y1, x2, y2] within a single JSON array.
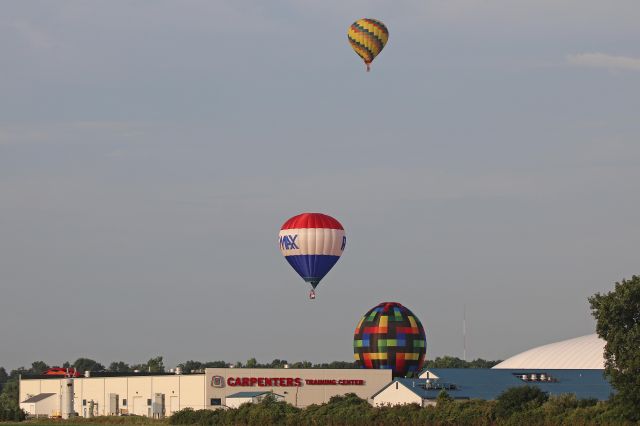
[[1, 0, 639, 371]]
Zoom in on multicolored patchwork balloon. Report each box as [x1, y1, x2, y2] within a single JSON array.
[[278, 213, 346, 298], [354, 302, 426, 377], [347, 18, 389, 71]]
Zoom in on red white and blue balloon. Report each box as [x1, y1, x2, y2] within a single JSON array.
[[278, 213, 346, 291]]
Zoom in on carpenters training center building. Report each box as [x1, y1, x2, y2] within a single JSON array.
[[19, 334, 613, 418]]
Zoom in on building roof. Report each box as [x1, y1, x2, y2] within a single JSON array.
[[21, 371, 205, 380], [226, 391, 283, 398], [21, 393, 56, 403], [373, 369, 612, 401], [493, 334, 605, 369]]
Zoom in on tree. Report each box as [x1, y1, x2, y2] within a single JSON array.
[[246, 358, 257, 368], [133, 357, 165, 373], [30, 361, 49, 374], [108, 362, 131, 372], [590, 275, 640, 420], [436, 389, 453, 406], [423, 356, 502, 369], [177, 361, 203, 373], [73, 358, 105, 373], [8, 368, 26, 381], [147, 357, 165, 373], [0, 368, 8, 392], [495, 386, 548, 418], [0, 380, 19, 410], [269, 359, 288, 368]]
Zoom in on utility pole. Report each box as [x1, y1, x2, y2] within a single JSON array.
[[463, 304, 467, 362]]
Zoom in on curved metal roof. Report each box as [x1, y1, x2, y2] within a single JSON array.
[[493, 334, 605, 369]]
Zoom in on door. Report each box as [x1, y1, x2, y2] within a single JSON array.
[[170, 396, 179, 414], [132, 396, 146, 416]]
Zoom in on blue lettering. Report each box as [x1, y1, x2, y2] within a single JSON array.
[[341, 236, 347, 251], [279, 235, 299, 250], [289, 235, 299, 249]]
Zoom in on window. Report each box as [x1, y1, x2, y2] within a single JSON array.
[[82, 400, 87, 406], [147, 399, 152, 406], [122, 399, 127, 407], [210, 398, 221, 406]]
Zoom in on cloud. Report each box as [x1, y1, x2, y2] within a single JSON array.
[[567, 52, 640, 71]]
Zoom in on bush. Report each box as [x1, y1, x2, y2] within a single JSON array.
[[169, 391, 631, 426], [0, 406, 26, 422], [494, 386, 548, 418], [170, 408, 223, 425]]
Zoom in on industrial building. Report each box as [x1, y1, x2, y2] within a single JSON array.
[[19, 368, 392, 417], [19, 334, 611, 417]]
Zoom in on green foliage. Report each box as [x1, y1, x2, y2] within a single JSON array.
[[8, 368, 26, 381], [169, 387, 640, 426], [73, 358, 106, 372], [0, 405, 26, 422], [29, 361, 49, 374], [287, 361, 312, 369], [175, 358, 354, 372], [590, 275, 640, 421], [0, 380, 25, 422], [132, 357, 165, 373], [0, 367, 7, 393], [176, 360, 229, 373], [436, 389, 454, 406], [494, 386, 548, 418], [0, 381, 19, 407], [298, 393, 374, 425], [423, 356, 502, 369], [108, 361, 132, 372]]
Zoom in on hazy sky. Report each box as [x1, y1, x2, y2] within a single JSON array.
[[1, 1, 639, 371]]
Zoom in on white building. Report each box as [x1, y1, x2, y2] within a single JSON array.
[[371, 380, 429, 407], [19, 393, 58, 418], [20, 368, 391, 417], [492, 334, 606, 369]]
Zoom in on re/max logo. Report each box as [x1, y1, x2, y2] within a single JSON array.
[[279, 235, 299, 250], [280, 235, 347, 251]]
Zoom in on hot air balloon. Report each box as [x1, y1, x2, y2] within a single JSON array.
[[354, 302, 427, 377], [278, 213, 346, 299], [348, 18, 389, 71]]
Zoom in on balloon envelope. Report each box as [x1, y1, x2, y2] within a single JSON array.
[[354, 302, 427, 377], [278, 213, 346, 289], [348, 18, 389, 71]]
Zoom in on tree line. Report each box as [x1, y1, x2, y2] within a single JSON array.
[[169, 390, 620, 426], [1, 356, 500, 380]]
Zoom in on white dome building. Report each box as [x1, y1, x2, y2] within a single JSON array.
[[493, 334, 606, 370]]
